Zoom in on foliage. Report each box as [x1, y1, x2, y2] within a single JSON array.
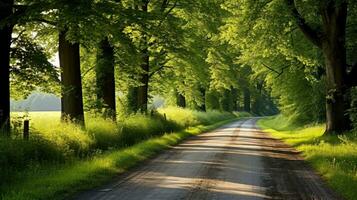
[[158, 106, 236, 127], [218, 0, 329, 124], [10, 30, 60, 99]]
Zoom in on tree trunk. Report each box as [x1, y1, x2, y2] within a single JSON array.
[[137, 46, 149, 113], [0, 0, 14, 135], [322, 2, 350, 133], [231, 88, 239, 111], [127, 87, 139, 113], [59, 30, 85, 125], [220, 89, 233, 112], [96, 38, 116, 120], [286, 0, 350, 134], [243, 88, 251, 112], [198, 88, 206, 112], [176, 92, 186, 108], [136, 0, 150, 113]]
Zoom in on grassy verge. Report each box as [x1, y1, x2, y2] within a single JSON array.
[[258, 116, 357, 200], [1, 109, 239, 200]]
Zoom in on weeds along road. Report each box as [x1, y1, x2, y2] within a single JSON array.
[[74, 119, 341, 200]]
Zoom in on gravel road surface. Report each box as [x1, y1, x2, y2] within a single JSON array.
[[74, 119, 341, 200]]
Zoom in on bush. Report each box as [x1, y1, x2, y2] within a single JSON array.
[[86, 116, 120, 150], [118, 114, 181, 147], [158, 106, 236, 127]]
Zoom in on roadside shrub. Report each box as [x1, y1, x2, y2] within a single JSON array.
[[36, 122, 94, 158], [86, 116, 120, 150], [192, 110, 235, 125], [158, 106, 236, 127], [158, 107, 199, 127]]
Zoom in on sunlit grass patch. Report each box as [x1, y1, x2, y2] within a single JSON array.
[[1, 108, 242, 199], [0, 118, 237, 200], [158, 106, 236, 127], [258, 116, 357, 200]]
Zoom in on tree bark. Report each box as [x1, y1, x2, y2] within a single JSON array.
[[286, 0, 350, 134], [136, 0, 150, 113], [347, 63, 357, 87], [176, 92, 186, 108], [321, 1, 350, 133], [127, 86, 139, 113], [0, 0, 14, 135], [137, 46, 149, 113], [96, 38, 116, 121], [59, 30, 85, 125], [243, 88, 251, 112]]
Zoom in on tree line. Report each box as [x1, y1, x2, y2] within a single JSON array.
[[0, 0, 277, 135], [1, 0, 355, 135]]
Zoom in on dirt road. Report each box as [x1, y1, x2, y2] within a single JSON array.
[[74, 119, 341, 200]]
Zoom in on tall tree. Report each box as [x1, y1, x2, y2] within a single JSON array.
[[96, 38, 116, 120], [0, 0, 14, 134], [285, 0, 353, 133], [137, 35, 150, 112], [59, 30, 84, 124]]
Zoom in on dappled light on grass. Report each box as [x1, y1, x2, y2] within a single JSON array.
[[158, 106, 239, 127]]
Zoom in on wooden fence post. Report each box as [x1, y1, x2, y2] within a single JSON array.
[[23, 120, 29, 140]]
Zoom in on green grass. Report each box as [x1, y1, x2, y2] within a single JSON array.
[[1, 108, 241, 200], [0, 118, 237, 200], [258, 116, 357, 200], [157, 106, 237, 127]]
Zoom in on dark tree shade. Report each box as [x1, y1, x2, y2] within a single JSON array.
[[198, 88, 206, 112], [176, 93, 186, 108], [244, 88, 251, 112], [220, 89, 234, 112]]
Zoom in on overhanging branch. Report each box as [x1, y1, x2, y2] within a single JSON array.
[[157, 0, 178, 27], [285, 0, 323, 49], [262, 63, 289, 78]]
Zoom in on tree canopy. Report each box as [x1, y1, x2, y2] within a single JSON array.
[[1, 0, 357, 134]]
